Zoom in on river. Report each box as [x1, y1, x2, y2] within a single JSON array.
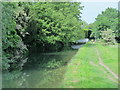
[[2, 47, 78, 88]]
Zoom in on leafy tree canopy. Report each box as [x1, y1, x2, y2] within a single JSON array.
[[91, 8, 119, 39]]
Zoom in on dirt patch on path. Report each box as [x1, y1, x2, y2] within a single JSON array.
[[89, 47, 119, 83], [95, 48, 119, 81], [90, 61, 118, 83]]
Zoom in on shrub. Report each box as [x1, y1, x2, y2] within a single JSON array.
[[101, 29, 116, 45]]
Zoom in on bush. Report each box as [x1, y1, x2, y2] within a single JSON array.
[[2, 3, 28, 71], [101, 29, 116, 45]]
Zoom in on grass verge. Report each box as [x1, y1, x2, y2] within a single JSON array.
[[60, 42, 118, 88]]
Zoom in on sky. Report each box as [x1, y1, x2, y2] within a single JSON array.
[[80, 1, 118, 24]]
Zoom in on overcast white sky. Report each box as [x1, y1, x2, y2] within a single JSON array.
[[79, 1, 118, 24]]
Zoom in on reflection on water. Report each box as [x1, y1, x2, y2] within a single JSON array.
[[71, 44, 84, 49], [2, 48, 78, 88]]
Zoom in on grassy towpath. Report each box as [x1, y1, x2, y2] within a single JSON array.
[[60, 42, 118, 88]]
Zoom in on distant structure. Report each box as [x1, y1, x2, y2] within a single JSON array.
[[71, 38, 89, 49], [77, 38, 89, 44]]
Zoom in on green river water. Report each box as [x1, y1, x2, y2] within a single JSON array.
[[2, 48, 78, 88]]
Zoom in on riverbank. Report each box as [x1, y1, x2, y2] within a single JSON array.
[[2, 48, 78, 88], [61, 42, 118, 88]]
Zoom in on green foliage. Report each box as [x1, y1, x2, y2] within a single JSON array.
[[42, 59, 63, 69], [2, 3, 19, 50], [81, 21, 89, 30], [26, 2, 84, 47], [2, 3, 28, 71], [91, 8, 118, 39], [101, 29, 116, 45], [2, 2, 84, 71], [15, 2, 31, 39], [80, 21, 90, 38]]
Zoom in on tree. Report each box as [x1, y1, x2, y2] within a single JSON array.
[[24, 2, 84, 51], [91, 8, 118, 40], [2, 2, 84, 70], [2, 2, 28, 70], [81, 21, 89, 38]]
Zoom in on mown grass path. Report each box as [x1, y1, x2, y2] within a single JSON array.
[[61, 42, 118, 88], [95, 47, 118, 80], [90, 47, 118, 83]]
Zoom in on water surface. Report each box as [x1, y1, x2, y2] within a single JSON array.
[[2, 48, 78, 88]]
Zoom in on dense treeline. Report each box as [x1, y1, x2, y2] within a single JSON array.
[[91, 8, 118, 38], [90, 8, 119, 43], [2, 2, 84, 71]]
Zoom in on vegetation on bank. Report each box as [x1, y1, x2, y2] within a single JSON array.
[[2, 2, 84, 71], [2, 2, 119, 73], [88, 8, 119, 43], [1, 2, 119, 88], [61, 42, 118, 88]]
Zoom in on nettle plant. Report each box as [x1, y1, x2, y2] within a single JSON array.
[[101, 29, 116, 45]]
